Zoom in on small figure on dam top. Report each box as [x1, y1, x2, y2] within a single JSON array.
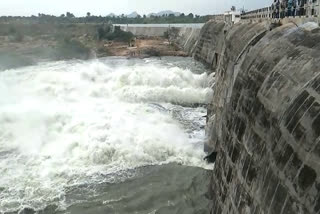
[[272, 0, 281, 18], [280, 0, 288, 18]]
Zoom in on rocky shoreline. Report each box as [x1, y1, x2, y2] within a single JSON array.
[[0, 33, 187, 70]]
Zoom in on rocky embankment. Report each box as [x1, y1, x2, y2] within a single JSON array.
[[176, 20, 320, 213], [0, 23, 186, 70], [102, 37, 187, 58]]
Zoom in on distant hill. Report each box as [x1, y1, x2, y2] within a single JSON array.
[[148, 10, 181, 17], [107, 10, 183, 18], [107, 13, 116, 17], [127, 12, 140, 18]]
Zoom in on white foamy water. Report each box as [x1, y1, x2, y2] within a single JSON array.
[[0, 57, 212, 212]]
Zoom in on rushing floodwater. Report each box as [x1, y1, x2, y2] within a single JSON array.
[[0, 57, 213, 214]]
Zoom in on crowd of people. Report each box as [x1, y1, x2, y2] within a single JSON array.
[[271, 0, 317, 18]]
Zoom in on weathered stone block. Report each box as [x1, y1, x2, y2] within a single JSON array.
[[237, 119, 247, 141], [312, 113, 320, 139], [246, 162, 258, 187], [216, 206, 222, 214], [221, 185, 227, 203], [264, 172, 279, 210], [282, 196, 298, 214], [250, 100, 263, 121], [253, 205, 262, 214], [231, 143, 241, 164], [235, 185, 242, 207], [312, 140, 320, 158], [284, 91, 309, 129], [275, 143, 293, 170], [254, 104, 272, 131], [270, 120, 282, 150], [297, 165, 317, 192], [269, 184, 287, 214], [314, 192, 320, 213], [242, 155, 251, 180], [220, 150, 227, 170], [232, 86, 242, 111], [287, 95, 315, 133], [306, 102, 320, 119], [261, 168, 272, 196], [247, 131, 265, 159], [239, 92, 256, 115], [227, 167, 233, 184], [284, 153, 303, 183], [261, 71, 282, 94], [292, 122, 306, 142], [309, 74, 320, 91]]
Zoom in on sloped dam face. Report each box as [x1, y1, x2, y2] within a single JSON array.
[[0, 57, 213, 214], [187, 21, 320, 214]]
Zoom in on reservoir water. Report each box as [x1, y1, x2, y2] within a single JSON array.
[[0, 57, 213, 214]]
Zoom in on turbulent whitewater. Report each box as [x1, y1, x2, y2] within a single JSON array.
[[0, 57, 213, 214]]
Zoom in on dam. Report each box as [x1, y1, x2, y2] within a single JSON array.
[[0, 1, 320, 213], [115, 2, 320, 213], [178, 5, 320, 214]]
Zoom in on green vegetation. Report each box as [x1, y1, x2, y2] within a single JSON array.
[[7, 26, 24, 42], [0, 12, 211, 24], [101, 13, 210, 24], [96, 25, 112, 40], [106, 28, 134, 43], [96, 26, 134, 44], [55, 37, 91, 60]]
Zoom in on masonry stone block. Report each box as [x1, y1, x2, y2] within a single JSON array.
[[314, 191, 320, 212], [312, 114, 320, 138], [284, 153, 303, 183], [180, 20, 320, 213], [269, 184, 287, 214], [277, 144, 294, 171], [231, 143, 241, 164], [297, 165, 317, 192], [313, 140, 320, 158]]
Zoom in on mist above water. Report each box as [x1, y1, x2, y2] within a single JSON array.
[[0, 57, 213, 213]]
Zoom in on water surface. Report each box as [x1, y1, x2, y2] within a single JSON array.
[[0, 57, 213, 213]]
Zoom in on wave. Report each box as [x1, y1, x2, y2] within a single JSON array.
[[0, 58, 213, 212]]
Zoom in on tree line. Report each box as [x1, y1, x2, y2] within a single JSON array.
[[0, 12, 211, 24]]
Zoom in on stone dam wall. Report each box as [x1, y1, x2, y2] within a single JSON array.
[[176, 20, 320, 213], [116, 24, 203, 37], [120, 26, 170, 37]]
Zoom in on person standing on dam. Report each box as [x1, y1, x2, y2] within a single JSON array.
[[274, 0, 281, 18], [287, 0, 294, 16], [281, 0, 288, 18], [272, 0, 278, 18], [297, 0, 307, 16]]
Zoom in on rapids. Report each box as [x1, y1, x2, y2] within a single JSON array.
[[0, 57, 213, 213]]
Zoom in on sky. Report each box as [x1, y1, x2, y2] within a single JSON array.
[[1, 0, 271, 17]]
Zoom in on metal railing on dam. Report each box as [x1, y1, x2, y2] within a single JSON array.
[[241, 7, 272, 19], [242, 0, 320, 20]]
